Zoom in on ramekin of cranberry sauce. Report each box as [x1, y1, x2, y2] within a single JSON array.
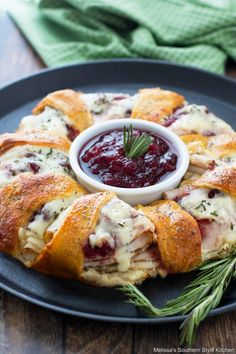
[[70, 119, 189, 205]]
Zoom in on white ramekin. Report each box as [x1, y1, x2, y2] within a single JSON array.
[[69, 119, 189, 205]]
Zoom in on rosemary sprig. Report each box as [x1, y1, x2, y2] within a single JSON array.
[[120, 284, 162, 317], [123, 124, 153, 159], [119, 251, 236, 346]]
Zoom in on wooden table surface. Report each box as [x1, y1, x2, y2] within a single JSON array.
[[0, 11, 236, 354]]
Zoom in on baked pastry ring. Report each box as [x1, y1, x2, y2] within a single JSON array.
[[19, 89, 93, 141], [0, 86, 235, 287], [0, 131, 75, 187]]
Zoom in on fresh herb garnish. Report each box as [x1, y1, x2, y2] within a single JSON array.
[[195, 200, 207, 211], [119, 251, 236, 346], [46, 148, 53, 158], [210, 211, 219, 217], [123, 124, 153, 159]]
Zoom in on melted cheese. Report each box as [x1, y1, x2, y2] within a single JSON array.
[[180, 189, 235, 222], [82, 247, 161, 286], [190, 153, 236, 171], [0, 145, 75, 186], [18, 195, 78, 266], [186, 136, 236, 172], [46, 205, 73, 235], [179, 188, 236, 258], [221, 155, 236, 166], [88, 197, 155, 272], [20, 107, 70, 136], [170, 104, 233, 136], [81, 268, 147, 286], [80, 93, 136, 124]]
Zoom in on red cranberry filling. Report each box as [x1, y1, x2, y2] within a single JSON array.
[[207, 189, 219, 199], [125, 109, 132, 117], [29, 207, 52, 223], [173, 190, 190, 203], [163, 106, 185, 127], [112, 95, 127, 101], [208, 160, 216, 170], [28, 162, 40, 174], [205, 132, 216, 137], [80, 129, 178, 188], [66, 124, 80, 141], [163, 116, 177, 127], [84, 240, 115, 259]]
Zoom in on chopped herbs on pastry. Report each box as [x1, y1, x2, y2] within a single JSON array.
[[130, 88, 232, 136], [19, 89, 93, 141], [0, 173, 87, 265], [165, 167, 236, 261], [166, 104, 233, 136], [19, 88, 233, 141], [0, 132, 75, 187], [182, 133, 236, 176], [80, 93, 135, 124]]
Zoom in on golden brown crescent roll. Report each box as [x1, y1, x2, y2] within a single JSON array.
[[0, 131, 70, 155], [131, 88, 184, 124], [33, 192, 114, 279], [182, 133, 236, 177], [19, 89, 93, 141], [33, 192, 162, 286], [0, 173, 87, 260], [137, 200, 202, 273], [165, 168, 236, 261], [0, 131, 75, 187], [192, 166, 236, 197]]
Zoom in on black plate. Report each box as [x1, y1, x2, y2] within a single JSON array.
[[0, 59, 236, 323]]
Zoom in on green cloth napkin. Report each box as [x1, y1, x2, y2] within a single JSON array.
[[9, 0, 236, 74]]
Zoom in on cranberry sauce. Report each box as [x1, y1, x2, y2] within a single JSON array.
[[84, 240, 115, 259], [79, 129, 178, 188], [66, 124, 80, 141], [163, 106, 186, 127]]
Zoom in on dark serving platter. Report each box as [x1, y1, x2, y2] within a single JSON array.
[[0, 59, 235, 323]]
